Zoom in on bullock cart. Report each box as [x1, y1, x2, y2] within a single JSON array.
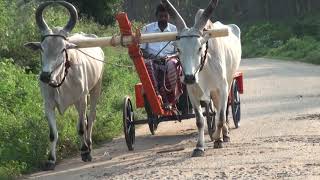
[[69, 13, 243, 151]]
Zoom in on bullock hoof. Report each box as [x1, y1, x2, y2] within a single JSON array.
[[213, 140, 223, 149], [223, 135, 230, 142], [191, 149, 205, 157], [43, 161, 56, 171], [81, 152, 92, 162]]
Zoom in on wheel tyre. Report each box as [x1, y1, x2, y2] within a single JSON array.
[[148, 118, 157, 135], [123, 96, 135, 151], [231, 80, 241, 128], [144, 95, 158, 135], [206, 100, 215, 141]]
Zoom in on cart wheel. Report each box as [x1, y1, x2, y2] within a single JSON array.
[[206, 100, 216, 141], [148, 117, 158, 135], [143, 95, 158, 135], [231, 79, 241, 128], [123, 96, 135, 151]]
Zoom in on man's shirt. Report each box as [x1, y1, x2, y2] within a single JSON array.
[[140, 22, 177, 58]]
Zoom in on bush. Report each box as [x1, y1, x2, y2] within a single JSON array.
[[242, 23, 292, 57], [0, 59, 47, 178], [66, 0, 123, 25], [293, 13, 320, 40], [241, 13, 320, 64], [268, 36, 318, 59]]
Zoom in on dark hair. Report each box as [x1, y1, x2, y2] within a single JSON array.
[[155, 4, 168, 16]]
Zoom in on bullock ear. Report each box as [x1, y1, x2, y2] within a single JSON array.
[[24, 42, 42, 51], [66, 42, 77, 49]]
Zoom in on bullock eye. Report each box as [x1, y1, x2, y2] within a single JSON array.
[[198, 47, 202, 52]]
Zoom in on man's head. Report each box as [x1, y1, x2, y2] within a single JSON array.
[[156, 4, 170, 29]]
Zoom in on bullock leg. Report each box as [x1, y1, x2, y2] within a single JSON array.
[[187, 91, 205, 157], [211, 86, 229, 148], [86, 78, 103, 160], [75, 96, 91, 162], [43, 104, 58, 170]]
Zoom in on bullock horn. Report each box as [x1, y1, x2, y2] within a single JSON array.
[[160, 0, 187, 31], [35, 1, 53, 35], [56, 1, 78, 33], [194, 0, 219, 31]]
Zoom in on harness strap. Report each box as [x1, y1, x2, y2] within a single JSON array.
[[41, 34, 67, 42]]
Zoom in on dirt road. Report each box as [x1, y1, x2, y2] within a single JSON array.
[[27, 58, 320, 179]]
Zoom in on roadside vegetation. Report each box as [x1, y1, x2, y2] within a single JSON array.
[[242, 14, 320, 64]]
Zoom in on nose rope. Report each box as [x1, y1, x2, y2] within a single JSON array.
[[46, 49, 71, 88]]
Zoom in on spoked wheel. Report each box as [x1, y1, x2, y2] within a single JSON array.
[[143, 95, 158, 135], [148, 116, 158, 135], [123, 96, 135, 151], [231, 79, 241, 128], [206, 100, 216, 141]]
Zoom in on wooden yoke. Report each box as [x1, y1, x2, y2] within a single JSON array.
[[116, 13, 166, 115]]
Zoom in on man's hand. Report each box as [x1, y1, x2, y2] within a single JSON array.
[[141, 49, 154, 59]]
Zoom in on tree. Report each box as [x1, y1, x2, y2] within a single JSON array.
[[67, 0, 123, 25], [19, 0, 123, 25]]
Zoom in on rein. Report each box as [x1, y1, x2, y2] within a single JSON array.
[[199, 41, 209, 72]]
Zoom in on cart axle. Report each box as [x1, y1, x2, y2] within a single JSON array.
[[134, 112, 216, 125]]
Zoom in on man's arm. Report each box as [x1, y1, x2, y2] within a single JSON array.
[[141, 48, 155, 59], [140, 25, 153, 59]]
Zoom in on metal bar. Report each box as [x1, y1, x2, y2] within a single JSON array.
[[134, 119, 148, 125], [116, 13, 165, 115]]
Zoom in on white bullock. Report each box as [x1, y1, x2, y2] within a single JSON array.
[[161, 0, 241, 157], [24, 1, 104, 170]]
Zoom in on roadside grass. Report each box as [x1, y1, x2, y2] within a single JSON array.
[[241, 14, 320, 64]]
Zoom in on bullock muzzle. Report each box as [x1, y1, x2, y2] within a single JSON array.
[[184, 74, 196, 84], [40, 71, 51, 83]]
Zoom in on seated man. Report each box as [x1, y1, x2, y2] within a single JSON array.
[[140, 3, 182, 110]]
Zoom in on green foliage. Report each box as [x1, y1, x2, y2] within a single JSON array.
[[67, 0, 123, 25], [242, 23, 292, 57], [0, 59, 47, 177], [242, 13, 320, 64], [268, 36, 320, 64], [0, 1, 109, 73], [293, 13, 320, 40]]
